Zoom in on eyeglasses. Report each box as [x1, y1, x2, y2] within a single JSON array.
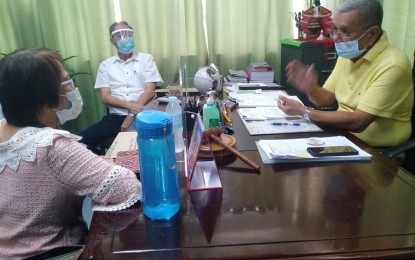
[[111, 29, 134, 40], [329, 26, 371, 42], [329, 27, 358, 42], [61, 78, 76, 90]]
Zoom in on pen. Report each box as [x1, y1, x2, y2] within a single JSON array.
[[272, 122, 301, 126]]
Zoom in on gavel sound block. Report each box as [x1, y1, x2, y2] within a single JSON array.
[[200, 127, 261, 171]]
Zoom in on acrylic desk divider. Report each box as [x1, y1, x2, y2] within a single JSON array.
[[187, 113, 222, 191]]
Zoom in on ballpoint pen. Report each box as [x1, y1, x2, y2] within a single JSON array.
[[272, 122, 301, 126]]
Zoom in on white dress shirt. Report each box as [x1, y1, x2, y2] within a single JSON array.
[[95, 52, 163, 115]]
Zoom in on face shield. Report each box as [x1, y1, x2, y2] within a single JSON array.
[[111, 29, 134, 41]]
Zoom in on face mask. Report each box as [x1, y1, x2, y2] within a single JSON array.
[[53, 88, 83, 125], [117, 37, 135, 54], [335, 28, 370, 59]]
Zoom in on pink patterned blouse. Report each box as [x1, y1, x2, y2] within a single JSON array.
[[0, 124, 141, 259]]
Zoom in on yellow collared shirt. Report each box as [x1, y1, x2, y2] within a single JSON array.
[[324, 32, 413, 147]]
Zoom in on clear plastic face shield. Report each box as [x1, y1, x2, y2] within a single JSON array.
[[111, 29, 134, 41], [111, 29, 135, 54]]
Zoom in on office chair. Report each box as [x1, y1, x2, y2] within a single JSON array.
[[382, 51, 415, 174]]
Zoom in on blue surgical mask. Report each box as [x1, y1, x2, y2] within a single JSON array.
[[117, 37, 135, 54], [335, 29, 370, 59]]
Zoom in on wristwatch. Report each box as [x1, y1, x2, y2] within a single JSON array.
[[303, 108, 313, 121], [128, 111, 135, 118]]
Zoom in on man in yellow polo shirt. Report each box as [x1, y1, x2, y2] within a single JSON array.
[[278, 0, 413, 147]]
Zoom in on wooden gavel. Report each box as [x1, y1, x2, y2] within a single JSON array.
[[205, 127, 261, 171]]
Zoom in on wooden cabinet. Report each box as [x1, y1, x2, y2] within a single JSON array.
[[280, 39, 337, 109]]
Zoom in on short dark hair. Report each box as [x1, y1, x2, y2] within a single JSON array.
[[0, 48, 63, 127], [336, 0, 383, 29], [109, 21, 133, 37]]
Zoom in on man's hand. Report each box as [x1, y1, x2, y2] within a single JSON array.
[[285, 60, 319, 94], [126, 102, 143, 115], [277, 95, 306, 117], [121, 116, 135, 132]]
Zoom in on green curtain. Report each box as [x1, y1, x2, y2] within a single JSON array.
[[0, 0, 414, 133], [205, 0, 294, 83], [382, 0, 415, 65], [0, 0, 114, 133], [117, 0, 207, 85]]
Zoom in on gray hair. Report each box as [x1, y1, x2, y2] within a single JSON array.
[[336, 0, 383, 29]]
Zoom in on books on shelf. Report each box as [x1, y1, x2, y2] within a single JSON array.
[[248, 61, 269, 69], [225, 69, 248, 85], [255, 136, 372, 164], [229, 69, 248, 78], [245, 66, 274, 83], [225, 75, 248, 83]]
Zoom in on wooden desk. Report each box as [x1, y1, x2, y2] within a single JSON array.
[[83, 111, 415, 259]]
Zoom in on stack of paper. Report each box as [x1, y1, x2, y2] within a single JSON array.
[[229, 90, 324, 135], [228, 90, 296, 107], [256, 136, 372, 164], [229, 69, 248, 78], [225, 69, 248, 84], [237, 82, 283, 90], [245, 64, 274, 83]]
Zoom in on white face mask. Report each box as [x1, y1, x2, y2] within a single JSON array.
[[53, 87, 83, 125], [334, 28, 371, 59]]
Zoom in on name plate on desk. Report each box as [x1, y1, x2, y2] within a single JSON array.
[[187, 114, 222, 191]]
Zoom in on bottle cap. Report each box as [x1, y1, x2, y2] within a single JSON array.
[[136, 110, 172, 138], [206, 90, 216, 104]]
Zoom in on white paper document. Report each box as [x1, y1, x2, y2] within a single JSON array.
[[238, 107, 302, 120], [241, 118, 323, 135], [256, 136, 372, 164], [229, 90, 298, 107], [237, 107, 323, 135]]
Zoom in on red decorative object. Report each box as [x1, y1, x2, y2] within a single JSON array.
[[300, 5, 333, 38]]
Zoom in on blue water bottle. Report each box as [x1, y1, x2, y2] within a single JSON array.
[[136, 110, 180, 219]]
